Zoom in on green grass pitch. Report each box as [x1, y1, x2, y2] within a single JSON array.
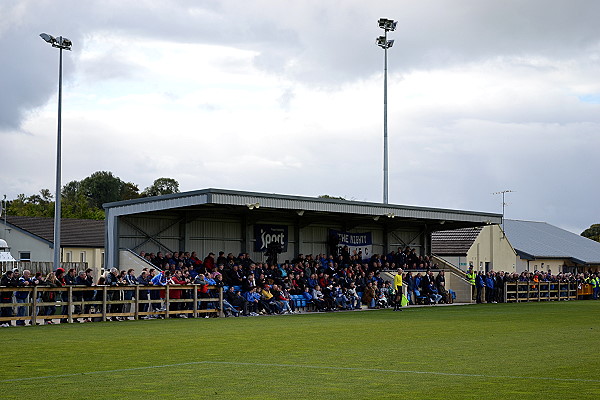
[[1, 301, 599, 399]]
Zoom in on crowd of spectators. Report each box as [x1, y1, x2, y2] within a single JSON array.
[[2, 246, 599, 327], [471, 268, 595, 304]]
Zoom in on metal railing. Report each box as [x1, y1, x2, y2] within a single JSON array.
[[0, 285, 223, 325]]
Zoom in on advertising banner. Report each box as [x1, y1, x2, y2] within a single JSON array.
[[329, 230, 373, 260], [254, 224, 289, 252]]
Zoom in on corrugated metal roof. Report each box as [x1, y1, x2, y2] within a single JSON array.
[[504, 219, 600, 264], [431, 227, 482, 255], [104, 188, 502, 224], [5, 216, 104, 248]]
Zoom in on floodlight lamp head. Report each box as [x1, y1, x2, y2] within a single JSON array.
[[40, 33, 72, 50], [40, 33, 55, 44], [378, 18, 397, 31], [376, 37, 394, 49], [246, 202, 260, 210], [59, 37, 73, 49]]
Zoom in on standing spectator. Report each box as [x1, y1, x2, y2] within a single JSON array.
[[105, 268, 123, 321], [123, 269, 139, 316], [75, 270, 94, 322], [15, 269, 36, 325], [169, 270, 187, 317], [55, 268, 67, 323], [495, 271, 505, 303], [137, 269, 151, 315], [485, 272, 496, 303], [151, 269, 170, 315], [1, 270, 17, 327], [42, 272, 60, 324], [405, 271, 415, 305], [476, 271, 485, 304]]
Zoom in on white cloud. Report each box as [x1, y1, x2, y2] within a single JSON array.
[[1, 0, 600, 235]]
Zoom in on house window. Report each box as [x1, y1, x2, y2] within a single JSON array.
[[80, 252, 86, 263], [101, 252, 105, 268], [19, 252, 31, 262], [65, 251, 72, 262]]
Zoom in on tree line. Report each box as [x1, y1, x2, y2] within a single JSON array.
[[3, 176, 600, 243], [4, 172, 179, 220]]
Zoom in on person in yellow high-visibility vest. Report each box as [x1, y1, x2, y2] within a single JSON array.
[[393, 268, 404, 311], [466, 265, 476, 300]]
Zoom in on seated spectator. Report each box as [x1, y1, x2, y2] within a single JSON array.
[[272, 284, 293, 314], [260, 284, 282, 314], [362, 281, 377, 309], [332, 283, 348, 310], [225, 287, 249, 316], [345, 282, 361, 310], [427, 281, 442, 304], [310, 285, 327, 311]]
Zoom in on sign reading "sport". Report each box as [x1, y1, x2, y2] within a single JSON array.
[[254, 224, 288, 252]]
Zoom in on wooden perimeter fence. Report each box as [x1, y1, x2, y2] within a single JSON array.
[[503, 281, 581, 302], [0, 285, 223, 325]]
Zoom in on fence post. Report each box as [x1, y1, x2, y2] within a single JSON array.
[[165, 285, 170, 319], [219, 286, 224, 318], [67, 286, 73, 323], [193, 285, 198, 318], [102, 286, 107, 322], [504, 282, 507, 303], [31, 286, 38, 326], [134, 285, 139, 320]]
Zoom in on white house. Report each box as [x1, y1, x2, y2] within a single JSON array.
[[432, 220, 600, 274], [0, 216, 105, 275]]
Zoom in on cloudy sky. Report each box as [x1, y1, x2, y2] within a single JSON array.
[[1, 0, 599, 234]]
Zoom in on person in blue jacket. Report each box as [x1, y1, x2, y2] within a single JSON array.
[[485, 272, 496, 303]]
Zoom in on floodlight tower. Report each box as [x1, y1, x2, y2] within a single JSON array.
[[377, 18, 397, 204], [40, 33, 72, 271]]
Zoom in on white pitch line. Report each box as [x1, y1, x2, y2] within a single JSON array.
[[1, 360, 599, 384]]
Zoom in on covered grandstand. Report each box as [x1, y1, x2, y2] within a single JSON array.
[[103, 188, 502, 270]]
